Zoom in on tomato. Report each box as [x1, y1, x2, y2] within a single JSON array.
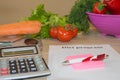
[[93, 2, 108, 14], [57, 27, 73, 42], [66, 24, 78, 37], [103, 0, 120, 14], [72, 27, 78, 37], [49, 24, 78, 42], [49, 27, 58, 38]]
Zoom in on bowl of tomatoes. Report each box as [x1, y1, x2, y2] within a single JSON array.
[[86, 0, 120, 38]]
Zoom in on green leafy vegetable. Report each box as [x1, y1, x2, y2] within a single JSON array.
[[23, 4, 68, 39], [68, 0, 100, 33], [49, 15, 68, 27]]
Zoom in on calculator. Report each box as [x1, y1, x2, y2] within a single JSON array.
[[0, 45, 51, 80]]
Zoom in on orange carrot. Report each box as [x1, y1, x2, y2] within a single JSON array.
[[0, 21, 41, 36]]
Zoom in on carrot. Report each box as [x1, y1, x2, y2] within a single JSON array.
[[0, 21, 41, 36]]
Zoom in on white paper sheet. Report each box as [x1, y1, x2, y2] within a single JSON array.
[[47, 44, 120, 80]]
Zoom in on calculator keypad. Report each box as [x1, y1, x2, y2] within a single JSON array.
[[0, 55, 47, 76]]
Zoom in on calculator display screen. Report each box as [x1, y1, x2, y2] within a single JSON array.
[[3, 50, 34, 56], [0, 46, 37, 57]]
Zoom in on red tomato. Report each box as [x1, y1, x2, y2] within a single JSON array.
[[72, 27, 78, 37], [66, 24, 78, 37], [49, 24, 78, 42], [49, 27, 58, 38], [93, 2, 108, 14], [103, 0, 120, 14], [57, 27, 73, 42]]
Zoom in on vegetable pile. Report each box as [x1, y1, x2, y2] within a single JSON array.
[[22, 4, 79, 42], [93, 0, 120, 14], [22, 0, 115, 42], [23, 4, 69, 39]]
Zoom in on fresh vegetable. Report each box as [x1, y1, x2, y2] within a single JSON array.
[[0, 21, 41, 36], [49, 15, 68, 39], [68, 0, 99, 33], [65, 24, 78, 37], [93, 2, 108, 14], [23, 4, 69, 39], [26, 25, 50, 39], [103, 0, 120, 14], [49, 15, 68, 27], [49, 27, 58, 38], [49, 24, 78, 42], [70, 25, 78, 37], [38, 25, 51, 39], [23, 4, 52, 39], [57, 26, 73, 42]]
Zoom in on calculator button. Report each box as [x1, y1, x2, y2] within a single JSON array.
[[27, 58, 33, 61], [10, 69, 18, 74], [1, 70, 8, 75], [29, 64, 36, 68], [28, 61, 34, 64], [20, 68, 28, 73], [10, 66, 17, 70], [9, 63, 17, 67], [20, 65, 26, 69], [1, 68, 8, 71], [18, 59, 25, 62], [19, 62, 25, 65], [30, 67, 37, 72], [9, 60, 16, 64]]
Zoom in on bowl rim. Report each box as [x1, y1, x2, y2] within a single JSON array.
[[86, 12, 120, 17]]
